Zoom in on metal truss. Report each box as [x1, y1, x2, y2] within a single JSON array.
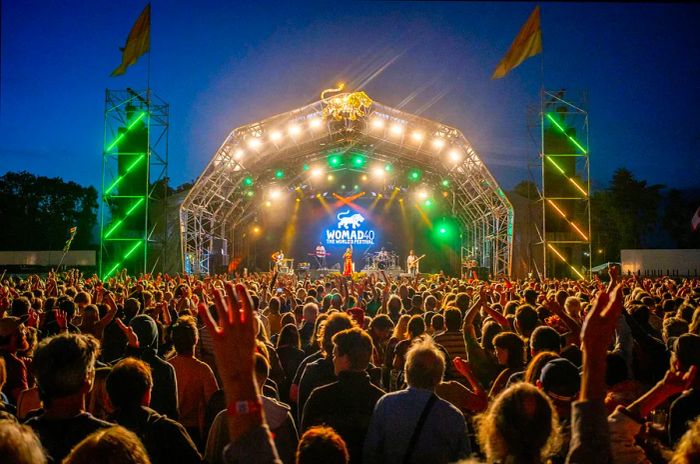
[[100, 89, 169, 278], [181, 94, 513, 276], [538, 89, 591, 279]]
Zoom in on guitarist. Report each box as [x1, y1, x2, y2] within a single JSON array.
[[406, 249, 425, 277]]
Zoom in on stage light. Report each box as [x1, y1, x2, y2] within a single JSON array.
[[390, 124, 404, 136], [424, 199, 433, 207], [441, 179, 450, 187], [106, 112, 147, 151], [269, 188, 281, 199], [442, 191, 449, 198], [341, 184, 347, 190], [311, 167, 323, 178], [327, 174, 334, 181], [449, 149, 463, 162], [371, 118, 385, 129], [274, 169, 285, 179], [361, 174, 368, 181], [384, 163, 393, 172], [354, 184, 359, 190], [408, 169, 421, 181], [377, 193, 383, 198], [309, 117, 322, 129], [432, 138, 445, 150], [246, 190, 254, 197], [328, 154, 342, 167], [252, 226, 260, 233], [417, 190, 429, 200], [270, 131, 282, 142], [247, 137, 262, 149], [295, 198, 300, 202], [288, 124, 301, 136], [303, 164, 310, 171], [352, 154, 366, 167], [411, 131, 423, 142], [234, 149, 244, 160], [243, 177, 254, 186], [265, 200, 272, 207], [372, 166, 385, 178]]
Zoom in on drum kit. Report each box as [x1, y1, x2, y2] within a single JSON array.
[[365, 249, 399, 270]]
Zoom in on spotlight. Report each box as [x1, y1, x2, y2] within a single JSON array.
[[408, 169, 421, 181], [309, 117, 322, 129], [327, 174, 334, 181], [288, 124, 301, 136], [328, 154, 342, 167], [247, 137, 262, 149], [270, 131, 282, 142], [234, 149, 244, 160], [265, 201, 272, 207], [372, 166, 385, 178], [418, 190, 428, 200], [449, 149, 463, 162], [390, 124, 403, 135], [352, 154, 366, 167], [361, 174, 368, 181], [311, 167, 323, 178], [243, 177, 254, 186], [441, 179, 450, 187], [432, 138, 445, 150], [385, 164, 393, 172], [269, 188, 281, 200], [253, 226, 260, 233], [274, 169, 285, 179], [353, 185, 359, 190], [371, 118, 385, 129], [411, 131, 423, 142]]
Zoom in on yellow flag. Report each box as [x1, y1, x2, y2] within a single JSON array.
[[111, 4, 151, 77], [492, 6, 542, 79]]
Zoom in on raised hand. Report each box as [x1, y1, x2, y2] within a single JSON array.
[[198, 282, 256, 391], [660, 365, 697, 396], [116, 318, 140, 348], [53, 309, 68, 332]]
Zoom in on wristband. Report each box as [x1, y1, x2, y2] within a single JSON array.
[[227, 399, 262, 416]]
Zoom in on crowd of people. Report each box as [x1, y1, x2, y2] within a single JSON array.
[[1, 266, 700, 464]]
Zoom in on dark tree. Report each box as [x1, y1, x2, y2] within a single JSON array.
[[0, 171, 98, 250]]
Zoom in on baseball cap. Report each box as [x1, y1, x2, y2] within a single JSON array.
[[539, 358, 581, 402]]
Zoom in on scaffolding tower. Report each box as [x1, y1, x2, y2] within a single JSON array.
[[99, 89, 169, 279], [538, 89, 591, 279]]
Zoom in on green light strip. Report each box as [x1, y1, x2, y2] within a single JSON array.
[[545, 156, 588, 197], [103, 241, 143, 280], [106, 112, 147, 151], [546, 113, 587, 154], [104, 154, 145, 194], [104, 197, 145, 238]]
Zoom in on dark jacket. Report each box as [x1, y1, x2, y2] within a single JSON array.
[[302, 370, 385, 464], [118, 315, 179, 420], [297, 356, 335, 423], [25, 412, 112, 463], [110, 405, 201, 464]]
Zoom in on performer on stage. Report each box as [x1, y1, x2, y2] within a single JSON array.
[[272, 249, 285, 271], [342, 246, 353, 276], [406, 249, 421, 277], [315, 242, 327, 269]]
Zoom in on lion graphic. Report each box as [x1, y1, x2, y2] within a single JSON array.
[[337, 210, 365, 229]]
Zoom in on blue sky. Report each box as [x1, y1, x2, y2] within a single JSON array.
[[2, 1, 699, 192]]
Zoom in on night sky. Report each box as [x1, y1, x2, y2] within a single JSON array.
[[2, 1, 699, 193]]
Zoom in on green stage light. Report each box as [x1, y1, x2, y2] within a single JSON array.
[[384, 164, 393, 172], [246, 190, 254, 197], [433, 219, 456, 241], [328, 154, 342, 167], [303, 164, 310, 171], [441, 179, 450, 188], [424, 199, 433, 207], [275, 169, 285, 179], [409, 169, 421, 181], [352, 154, 366, 167], [103, 241, 143, 279], [106, 112, 147, 151], [243, 176, 254, 186], [354, 184, 360, 190]]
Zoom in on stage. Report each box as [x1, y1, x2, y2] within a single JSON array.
[[180, 88, 513, 277]]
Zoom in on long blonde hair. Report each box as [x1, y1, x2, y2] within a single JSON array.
[[392, 314, 411, 340]]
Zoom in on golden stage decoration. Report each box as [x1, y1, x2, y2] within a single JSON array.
[[321, 83, 373, 121]]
